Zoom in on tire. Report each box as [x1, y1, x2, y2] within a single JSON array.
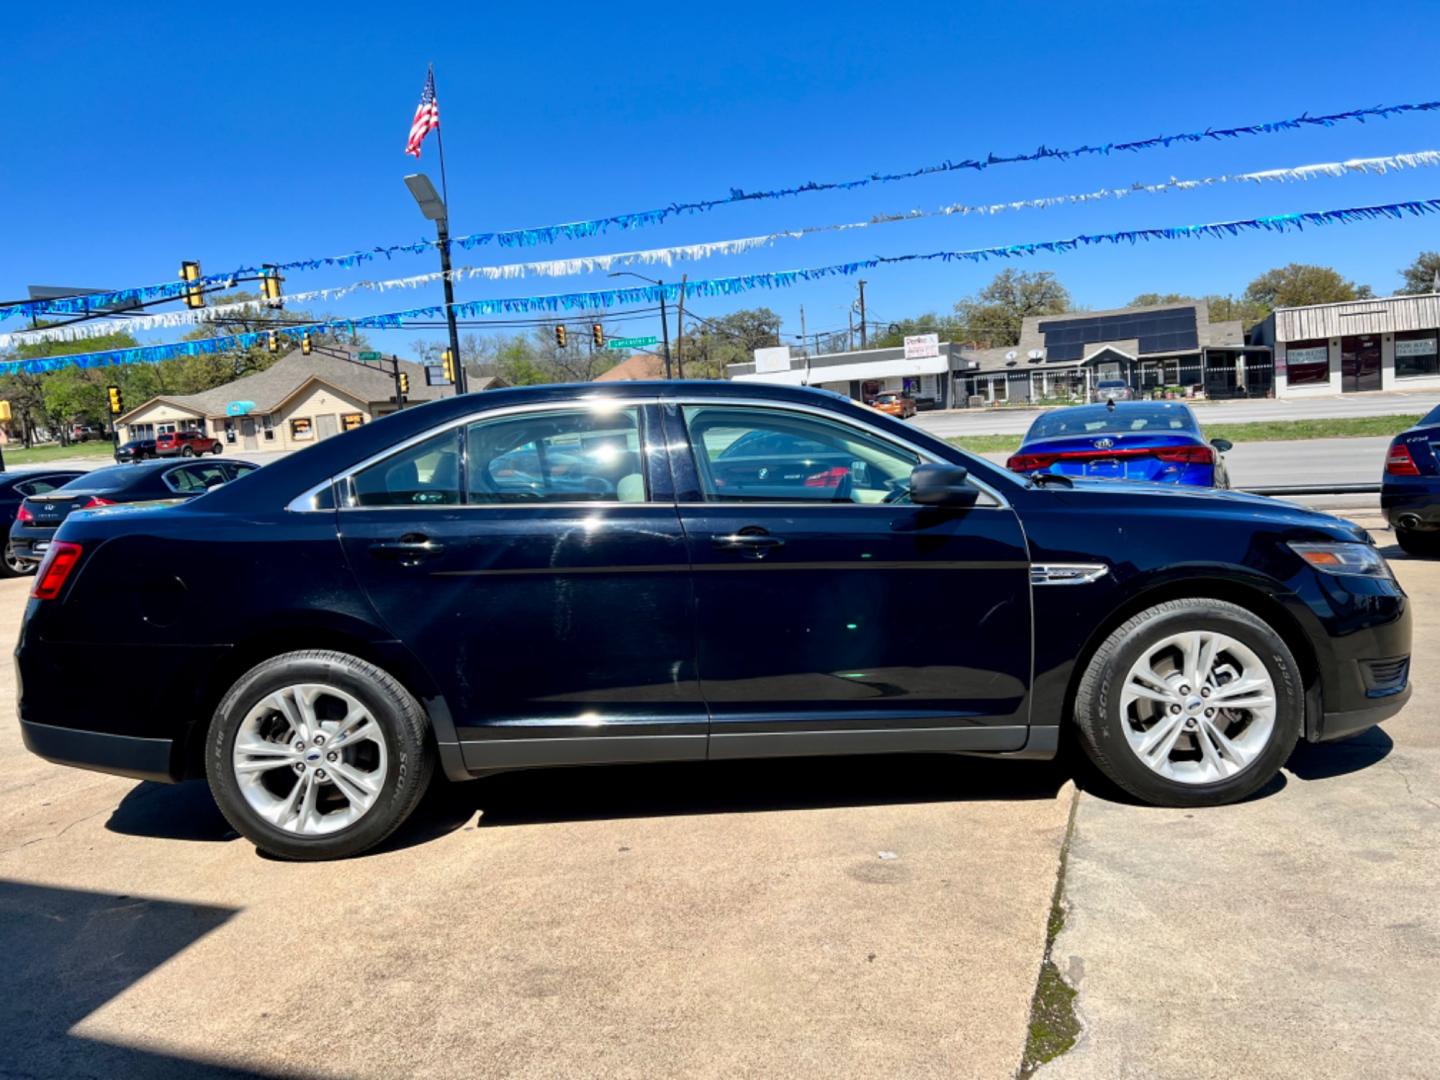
[[207, 651, 435, 860], [1073, 598, 1302, 807], [181, 446, 195, 457], [0, 541, 32, 578], [1395, 528, 1440, 557], [211, 443, 223, 455]]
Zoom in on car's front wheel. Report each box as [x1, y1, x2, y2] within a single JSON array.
[[211, 443, 223, 455], [207, 651, 435, 860], [1073, 598, 1302, 806]]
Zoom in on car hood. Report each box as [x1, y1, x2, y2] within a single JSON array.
[[1037, 477, 1369, 542]]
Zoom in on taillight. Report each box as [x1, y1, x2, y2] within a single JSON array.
[[804, 466, 850, 488], [82, 496, 114, 508], [1154, 445, 1214, 465], [1386, 442, 1421, 476], [15, 504, 33, 524], [31, 541, 83, 601], [1007, 452, 1058, 472]]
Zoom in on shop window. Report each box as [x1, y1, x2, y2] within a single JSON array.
[[342, 413, 366, 431], [1396, 331, 1440, 378], [262, 415, 275, 441], [291, 417, 314, 441], [1284, 340, 1330, 386]]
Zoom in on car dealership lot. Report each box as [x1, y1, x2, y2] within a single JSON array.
[[2, 518, 1436, 1079]]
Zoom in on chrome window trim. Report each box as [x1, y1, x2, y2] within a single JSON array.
[[288, 397, 664, 513], [673, 397, 1011, 510]]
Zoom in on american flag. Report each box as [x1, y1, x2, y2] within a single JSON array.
[[404, 70, 440, 158]]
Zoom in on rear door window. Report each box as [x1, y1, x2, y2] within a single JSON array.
[[466, 407, 645, 504]]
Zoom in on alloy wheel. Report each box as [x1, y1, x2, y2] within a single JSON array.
[[3, 544, 29, 575], [1118, 630, 1276, 785], [231, 683, 389, 835]]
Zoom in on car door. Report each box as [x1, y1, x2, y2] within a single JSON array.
[[337, 401, 706, 772], [670, 400, 1033, 759]]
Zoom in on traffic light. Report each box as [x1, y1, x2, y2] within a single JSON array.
[[301, 331, 313, 356], [554, 325, 567, 348], [180, 260, 205, 310], [441, 348, 456, 384], [107, 386, 123, 415], [398, 371, 410, 397], [0, 401, 11, 423], [259, 264, 284, 307], [267, 331, 279, 354], [592, 323, 604, 348]]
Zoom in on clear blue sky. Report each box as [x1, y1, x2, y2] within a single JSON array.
[[6, 0, 1440, 358]]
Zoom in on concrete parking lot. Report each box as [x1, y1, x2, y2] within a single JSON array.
[[1, 513, 1436, 1079]]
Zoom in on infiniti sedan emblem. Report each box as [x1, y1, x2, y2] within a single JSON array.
[[44, 504, 54, 511], [1092, 438, 1114, 450]]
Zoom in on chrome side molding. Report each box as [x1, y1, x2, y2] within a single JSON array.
[[1031, 563, 1109, 586]]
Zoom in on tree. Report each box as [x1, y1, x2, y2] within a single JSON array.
[[1241, 263, 1371, 314], [864, 313, 968, 350], [1398, 252, 1440, 295], [953, 270, 1071, 347], [2, 327, 141, 444], [679, 307, 782, 379], [1129, 292, 1195, 308]]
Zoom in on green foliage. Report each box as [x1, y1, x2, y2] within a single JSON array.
[[864, 313, 969, 350], [1242, 263, 1371, 313], [953, 270, 1071, 347], [679, 307, 781, 379], [1398, 251, 1440, 295]]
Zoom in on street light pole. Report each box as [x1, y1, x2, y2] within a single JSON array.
[[608, 271, 673, 378], [404, 173, 467, 395]]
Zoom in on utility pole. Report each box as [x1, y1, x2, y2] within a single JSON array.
[[391, 355, 404, 411], [848, 308, 855, 352], [858, 280, 868, 349], [674, 273, 687, 378], [799, 305, 808, 356], [658, 279, 673, 379]]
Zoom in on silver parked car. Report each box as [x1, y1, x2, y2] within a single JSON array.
[[1093, 379, 1133, 403]]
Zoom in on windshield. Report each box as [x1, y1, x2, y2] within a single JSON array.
[[1026, 404, 1197, 440]]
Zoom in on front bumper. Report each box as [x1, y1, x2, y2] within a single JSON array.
[[21, 719, 176, 783], [1316, 685, 1412, 742]]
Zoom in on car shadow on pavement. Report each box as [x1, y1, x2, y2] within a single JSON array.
[[0, 879, 297, 1078], [1286, 725, 1394, 781], [106, 779, 238, 843], [381, 753, 1070, 846]]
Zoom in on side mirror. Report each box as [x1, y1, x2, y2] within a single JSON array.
[[909, 463, 978, 507], [1210, 438, 1233, 453]]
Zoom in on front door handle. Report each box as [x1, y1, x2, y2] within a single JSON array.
[[369, 533, 446, 564], [711, 532, 786, 560]]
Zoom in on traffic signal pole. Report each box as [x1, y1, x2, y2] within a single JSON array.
[[436, 217, 466, 395], [391, 355, 404, 410]]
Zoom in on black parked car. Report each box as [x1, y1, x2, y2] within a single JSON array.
[[1382, 404, 1440, 555], [0, 470, 86, 576], [18, 383, 1410, 861], [115, 438, 158, 463], [9, 458, 258, 567]]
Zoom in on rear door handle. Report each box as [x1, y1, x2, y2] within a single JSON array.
[[369, 534, 446, 563], [711, 533, 786, 559]]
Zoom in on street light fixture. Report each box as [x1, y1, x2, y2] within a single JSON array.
[[608, 271, 672, 379], [404, 173, 465, 394]]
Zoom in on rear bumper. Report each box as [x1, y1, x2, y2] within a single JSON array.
[[8, 525, 56, 563], [1381, 480, 1440, 530], [20, 719, 177, 783]]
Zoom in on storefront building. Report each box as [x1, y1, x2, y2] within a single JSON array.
[[726, 339, 958, 408], [1253, 293, 1440, 396]]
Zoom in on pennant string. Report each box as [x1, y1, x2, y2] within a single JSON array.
[[6, 195, 1439, 376], [5, 98, 1440, 321]]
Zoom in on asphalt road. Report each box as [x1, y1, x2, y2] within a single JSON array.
[[914, 388, 1437, 438], [3, 516, 1437, 1076]]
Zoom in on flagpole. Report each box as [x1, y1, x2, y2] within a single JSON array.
[[427, 63, 465, 394]]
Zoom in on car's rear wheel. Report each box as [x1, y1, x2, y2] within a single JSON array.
[[1073, 598, 1302, 806], [207, 651, 435, 860], [1395, 528, 1440, 557], [0, 542, 32, 577], [181, 446, 195, 457]]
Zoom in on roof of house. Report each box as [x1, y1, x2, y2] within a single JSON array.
[[116, 349, 450, 424], [594, 352, 666, 381]]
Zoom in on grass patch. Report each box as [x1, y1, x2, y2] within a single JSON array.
[[0, 442, 116, 466], [1017, 792, 1082, 1079], [950, 413, 1423, 456]]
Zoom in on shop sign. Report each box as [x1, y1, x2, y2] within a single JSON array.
[[904, 333, 940, 360], [1286, 346, 1329, 366], [1395, 336, 1438, 358]]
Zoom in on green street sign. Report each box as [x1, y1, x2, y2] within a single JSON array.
[[357, 350, 383, 361], [606, 336, 659, 350]]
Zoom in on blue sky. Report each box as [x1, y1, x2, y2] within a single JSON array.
[[6, 0, 1440, 359]]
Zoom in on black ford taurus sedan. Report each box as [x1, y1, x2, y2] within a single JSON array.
[[17, 382, 1411, 860]]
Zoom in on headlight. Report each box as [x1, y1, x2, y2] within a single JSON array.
[[1288, 542, 1393, 578]]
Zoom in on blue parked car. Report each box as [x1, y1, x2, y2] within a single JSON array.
[[1007, 401, 1232, 488], [1382, 404, 1440, 555]]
